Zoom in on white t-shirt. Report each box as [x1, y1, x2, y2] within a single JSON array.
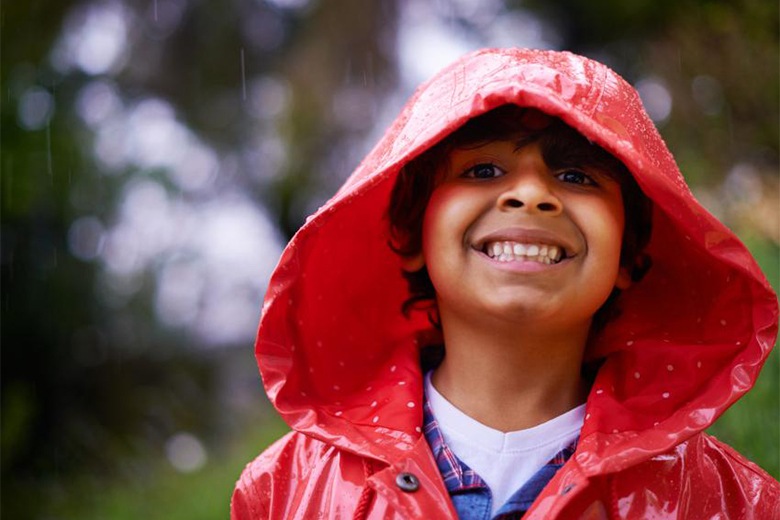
[[424, 371, 585, 517]]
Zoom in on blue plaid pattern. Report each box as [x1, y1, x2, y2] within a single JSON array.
[[422, 387, 579, 520]]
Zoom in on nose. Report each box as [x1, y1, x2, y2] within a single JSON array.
[[497, 170, 563, 216]]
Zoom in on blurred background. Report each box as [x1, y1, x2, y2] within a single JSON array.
[[2, 0, 778, 517]]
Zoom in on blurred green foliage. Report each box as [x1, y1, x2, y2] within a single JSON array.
[[44, 413, 290, 520], [2, 0, 778, 518]]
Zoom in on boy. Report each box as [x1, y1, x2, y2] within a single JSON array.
[[232, 48, 779, 520]]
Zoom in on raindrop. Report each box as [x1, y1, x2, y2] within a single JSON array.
[[240, 48, 246, 102]]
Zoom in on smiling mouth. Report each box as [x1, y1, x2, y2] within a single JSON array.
[[475, 240, 571, 264]]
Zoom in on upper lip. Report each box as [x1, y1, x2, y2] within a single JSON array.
[[472, 227, 577, 257]]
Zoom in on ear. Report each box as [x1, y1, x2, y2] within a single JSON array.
[[400, 251, 425, 272], [615, 265, 632, 290]]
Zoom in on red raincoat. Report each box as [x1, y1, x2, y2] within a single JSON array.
[[232, 48, 780, 519]]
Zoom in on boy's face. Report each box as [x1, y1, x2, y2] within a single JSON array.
[[403, 139, 631, 328]]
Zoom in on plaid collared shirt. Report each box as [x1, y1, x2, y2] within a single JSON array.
[[422, 387, 579, 520]]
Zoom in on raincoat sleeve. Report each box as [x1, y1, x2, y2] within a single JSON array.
[[231, 431, 323, 520]]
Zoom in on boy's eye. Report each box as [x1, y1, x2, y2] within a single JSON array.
[[463, 163, 505, 179], [556, 169, 597, 186]]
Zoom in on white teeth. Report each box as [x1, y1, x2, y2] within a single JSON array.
[[483, 240, 565, 264]]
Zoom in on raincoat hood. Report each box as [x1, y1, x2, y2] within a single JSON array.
[[254, 48, 778, 479]]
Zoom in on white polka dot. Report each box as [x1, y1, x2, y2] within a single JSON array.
[[585, 413, 591, 420], [366, 386, 372, 391], [662, 392, 670, 398], [653, 421, 659, 426], [596, 389, 604, 395], [415, 426, 422, 433], [666, 365, 674, 371], [390, 365, 397, 372], [407, 402, 415, 408], [612, 429, 618, 434], [697, 361, 702, 368], [371, 401, 377, 407], [398, 381, 406, 386], [335, 411, 342, 416], [626, 340, 634, 346], [736, 341, 741, 346], [720, 319, 727, 326], [372, 416, 379, 423], [634, 372, 641, 379]]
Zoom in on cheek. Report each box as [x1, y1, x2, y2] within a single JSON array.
[[421, 187, 472, 250], [588, 198, 625, 268], [421, 187, 477, 285]]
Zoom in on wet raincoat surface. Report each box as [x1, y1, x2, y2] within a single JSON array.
[[231, 48, 780, 520]]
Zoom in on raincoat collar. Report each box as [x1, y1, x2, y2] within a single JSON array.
[[254, 48, 778, 475]]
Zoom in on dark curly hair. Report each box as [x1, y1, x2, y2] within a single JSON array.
[[384, 105, 653, 373]]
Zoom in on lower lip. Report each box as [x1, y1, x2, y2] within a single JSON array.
[[471, 248, 573, 272]]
